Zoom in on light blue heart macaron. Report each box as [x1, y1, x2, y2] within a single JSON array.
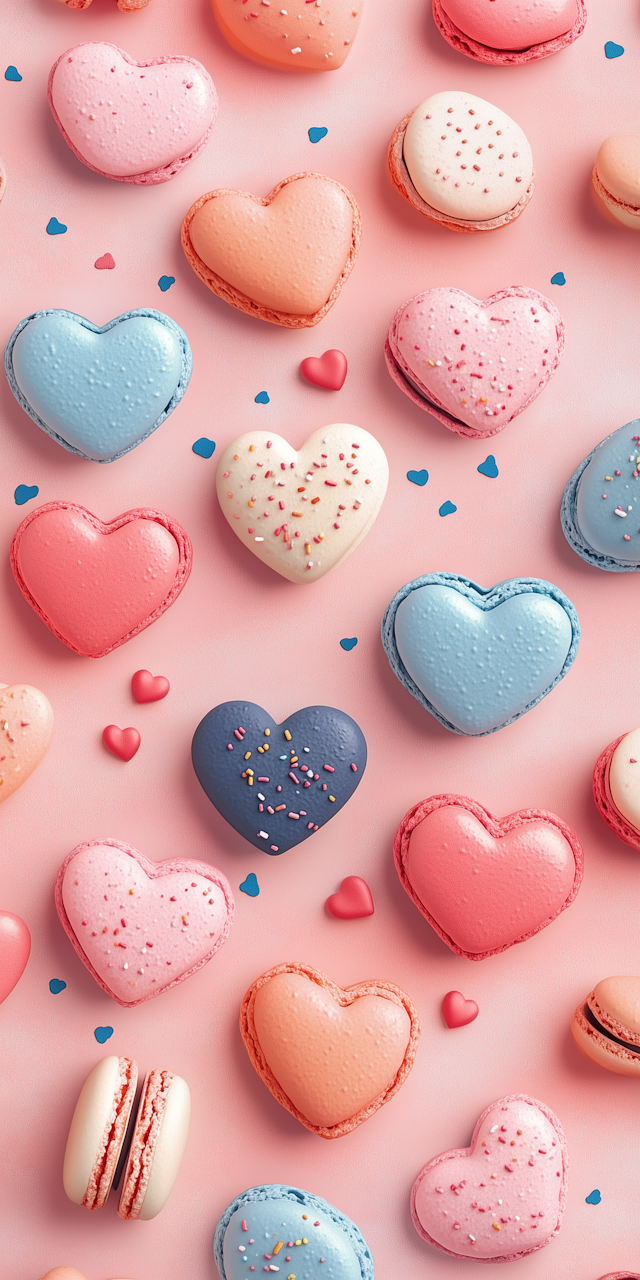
[[382, 572, 580, 736], [561, 418, 640, 570], [4, 308, 192, 462], [213, 1185, 373, 1280]]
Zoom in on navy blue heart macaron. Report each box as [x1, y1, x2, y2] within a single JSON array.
[[562, 419, 640, 570], [192, 702, 366, 854]]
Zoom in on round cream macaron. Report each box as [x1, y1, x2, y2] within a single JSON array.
[[117, 1068, 190, 1220], [593, 135, 640, 229], [388, 90, 534, 232], [63, 1056, 138, 1210], [571, 977, 640, 1077]]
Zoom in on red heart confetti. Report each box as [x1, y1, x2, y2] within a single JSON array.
[[300, 349, 348, 391], [326, 875, 374, 919], [131, 669, 170, 703], [102, 725, 141, 761], [94, 252, 115, 270], [442, 990, 479, 1028]]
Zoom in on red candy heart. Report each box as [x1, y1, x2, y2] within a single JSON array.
[[131, 669, 170, 703], [326, 875, 374, 919], [0, 912, 31, 1004], [94, 253, 115, 270], [442, 990, 479, 1028], [300, 349, 348, 391], [103, 726, 141, 762]]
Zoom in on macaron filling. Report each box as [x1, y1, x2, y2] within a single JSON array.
[[583, 1002, 640, 1054]]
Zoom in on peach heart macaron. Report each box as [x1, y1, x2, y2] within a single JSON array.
[[216, 426, 388, 583], [593, 727, 640, 850], [211, 0, 363, 70], [0, 683, 54, 801], [571, 976, 640, 1077], [48, 43, 217, 185], [394, 794, 583, 959], [411, 1094, 567, 1260], [11, 501, 191, 658], [432, 0, 586, 65], [592, 136, 640, 230], [240, 961, 419, 1138], [181, 173, 361, 327], [388, 91, 534, 232], [55, 839, 234, 1006], [385, 286, 564, 438]]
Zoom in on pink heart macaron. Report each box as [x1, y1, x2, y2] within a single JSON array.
[[593, 136, 640, 230], [571, 976, 640, 1077], [0, 912, 31, 1004], [211, 0, 364, 70], [593, 727, 640, 850], [55, 839, 234, 1006], [48, 42, 217, 185], [388, 91, 534, 232], [411, 1094, 567, 1260], [0, 683, 54, 802], [385, 286, 564, 438], [181, 173, 361, 327], [394, 794, 583, 959], [11, 501, 191, 658], [432, 0, 586, 65]]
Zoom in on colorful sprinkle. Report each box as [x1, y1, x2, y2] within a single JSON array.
[[477, 455, 499, 478], [46, 217, 67, 235], [49, 979, 66, 994], [192, 437, 216, 458], [255, 391, 270, 404], [308, 126, 328, 143], [439, 500, 458, 516], [94, 252, 115, 270], [5, 65, 22, 81], [94, 1026, 114, 1044], [604, 40, 624, 57], [407, 469, 429, 486], [158, 275, 175, 291], [585, 1189, 601, 1204], [340, 637, 357, 650], [14, 484, 39, 505], [240, 873, 260, 897], [550, 271, 566, 286]]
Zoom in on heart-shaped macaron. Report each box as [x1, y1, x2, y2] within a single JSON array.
[[382, 572, 580, 735], [0, 912, 31, 1004], [411, 1094, 567, 1260], [191, 701, 366, 854], [5, 308, 191, 463], [55, 839, 234, 1006], [240, 961, 419, 1138], [48, 42, 217, 184], [593, 727, 640, 850], [385, 288, 564, 438], [211, 0, 364, 71], [562, 419, 640, 570], [301, 350, 348, 391], [432, 0, 586, 65], [131, 669, 170, 703], [442, 991, 478, 1028], [326, 875, 374, 919], [182, 174, 361, 327], [0, 683, 54, 802], [395, 795, 583, 959], [11, 502, 192, 658], [216, 426, 388, 584]]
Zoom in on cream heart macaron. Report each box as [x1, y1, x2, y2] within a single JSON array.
[[592, 136, 640, 229], [593, 727, 640, 850], [388, 91, 534, 232]]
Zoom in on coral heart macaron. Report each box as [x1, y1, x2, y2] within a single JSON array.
[[593, 135, 640, 229], [240, 961, 419, 1138], [11, 501, 191, 657], [593, 727, 640, 849], [571, 976, 640, 1077], [432, 0, 586, 65], [0, 912, 31, 1004], [55, 839, 234, 1006], [216, 426, 388, 583], [48, 43, 217, 184], [562, 419, 640, 570], [0, 683, 54, 802], [211, 0, 363, 70], [182, 173, 361, 327], [385, 287, 564, 438], [4, 308, 191, 463], [411, 1094, 567, 1260], [389, 91, 534, 232], [394, 794, 583, 959]]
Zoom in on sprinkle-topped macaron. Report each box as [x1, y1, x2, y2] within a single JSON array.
[[210, 0, 364, 71], [562, 419, 640, 569], [432, 0, 586, 65]]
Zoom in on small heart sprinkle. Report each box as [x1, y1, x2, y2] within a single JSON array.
[[585, 1189, 602, 1204], [158, 275, 175, 292], [326, 875, 374, 919], [551, 271, 566, 286], [46, 217, 67, 235], [407, 469, 429, 487], [340, 637, 358, 651], [14, 484, 39, 505], [192, 437, 216, 458], [49, 979, 67, 995], [102, 725, 141, 762], [604, 41, 624, 58], [240, 872, 260, 897], [94, 252, 115, 270], [300, 350, 347, 391], [131, 670, 170, 703], [442, 990, 479, 1028], [254, 391, 270, 404], [477, 455, 499, 478], [5, 65, 22, 81], [439, 500, 457, 516], [94, 1025, 114, 1044], [308, 126, 328, 143]]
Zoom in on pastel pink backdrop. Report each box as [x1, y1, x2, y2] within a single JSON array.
[[1, 1, 639, 1278]]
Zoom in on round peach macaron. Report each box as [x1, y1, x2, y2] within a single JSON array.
[[593, 136, 640, 229], [432, 0, 586, 65], [571, 977, 640, 1077]]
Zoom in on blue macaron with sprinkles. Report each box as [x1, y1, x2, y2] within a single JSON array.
[[561, 419, 640, 570], [213, 1184, 374, 1280]]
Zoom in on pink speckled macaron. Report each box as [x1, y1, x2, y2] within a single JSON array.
[[432, 0, 586, 65], [592, 136, 640, 229], [388, 91, 534, 232], [593, 727, 640, 850], [571, 977, 640, 1077]]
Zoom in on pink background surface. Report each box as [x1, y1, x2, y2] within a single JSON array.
[[1, 1, 640, 1278]]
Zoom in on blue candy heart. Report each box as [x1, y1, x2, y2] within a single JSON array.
[[46, 217, 67, 235], [192, 701, 366, 854], [49, 978, 66, 994], [439, 500, 457, 516], [94, 1025, 114, 1044], [340, 637, 358, 651], [551, 271, 566, 286], [4, 308, 192, 462], [604, 41, 624, 58], [14, 484, 39, 505], [407, 469, 429, 487], [158, 275, 175, 292], [254, 390, 270, 404], [585, 1189, 601, 1204], [5, 65, 22, 81], [477, 455, 499, 479], [239, 872, 260, 897], [562, 418, 640, 571], [193, 436, 216, 459], [308, 127, 329, 143], [382, 572, 580, 736]]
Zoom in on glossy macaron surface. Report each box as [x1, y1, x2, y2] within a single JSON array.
[[562, 420, 640, 568], [118, 1071, 190, 1220], [211, 0, 364, 71], [438, 0, 578, 50]]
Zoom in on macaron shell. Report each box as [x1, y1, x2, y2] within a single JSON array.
[[571, 998, 640, 1077], [63, 1055, 138, 1207], [0, 911, 31, 1004], [594, 135, 640, 209], [433, 0, 585, 63], [0, 683, 54, 802], [592, 171, 640, 230], [438, 0, 578, 50], [607, 729, 640, 833], [592, 731, 640, 851], [562, 420, 640, 569], [118, 1070, 190, 1219], [591, 976, 640, 1043], [211, 0, 363, 71], [39, 1271, 90, 1280]]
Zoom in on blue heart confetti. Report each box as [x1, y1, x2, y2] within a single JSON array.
[[439, 500, 457, 517], [14, 484, 39, 505], [308, 127, 328, 143], [5, 65, 22, 81], [407, 469, 429, 487], [254, 391, 270, 404], [604, 41, 624, 58], [46, 217, 67, 236], [477, 456, 499, 479], [340, 637, 358, 651], [158, 275, 175, 292], [585, 1189, 601, 1205], [551, 271, 566, 286], [192, 437, 216, 459], [240, 872, 260, 897], [94, 1026, 114, 1044], [49, 978, 66, 995]]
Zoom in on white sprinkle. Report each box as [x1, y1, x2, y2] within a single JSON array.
[[258, 831, 269, 839], [490, 1124, 499, 1132], [614, 507, 627, 517], [254, 536, 264, 542], [469, 1234, 476, 1241], [291, 46, 302, 52], [123, 963, 129, 970], [258, 792, 265, 801], [138, 968, 144, 975]]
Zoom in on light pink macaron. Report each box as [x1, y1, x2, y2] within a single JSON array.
[[571, 977, 640, 1077], [593, 136, 640, 229], [432, 0, 586, 65]]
